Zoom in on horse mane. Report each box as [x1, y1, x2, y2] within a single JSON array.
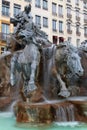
[[7, 34, 25, 52]]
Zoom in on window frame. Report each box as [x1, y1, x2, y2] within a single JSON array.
[[43, 17, 48, 27], [59, 21, 63, 33]]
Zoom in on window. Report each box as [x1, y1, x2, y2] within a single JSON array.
[[76, 39, 80, 47], [59, 21, 63, 33], [52, 3, 57, 15], [1, 23, 10, 41], [75, 0, 79, 5], [76, 24, 81, 36], [58, 5, 63, 17], [76, 10, 79, 17], [53, 36, 58, 44], [67, 7, 71, 15], [35, 0, 41, 8], [24, 0, 31, 2], [83, 2, 87, 9], [67, 0, 71, 2], [2, 23, 10, 34], [52, 20, 57, 31], [67, 22, 71, 30], [35, 15, 41, 26], [84, 13, 87, 20], [2, 1, 10, 16], [14, 4, 21, 16], [76, 10, 80, 21], [43, 0, 48, 10], [84, 27, 87, 35], [1, 47, 5, 54], [59, 37, 64, 43], [67, 7, 72, 18], [43, 17, 48, 27], [76, 25, 79, 33]]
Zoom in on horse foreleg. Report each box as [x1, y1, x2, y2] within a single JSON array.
[[56, 73, 70, 97]]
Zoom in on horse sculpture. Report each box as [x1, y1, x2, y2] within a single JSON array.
[[9, 4, 52, 98], [53, 41, 84, 97], [10, 39, 41, 97]]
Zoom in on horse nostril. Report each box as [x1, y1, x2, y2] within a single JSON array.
[[78, 70, 83, 75], [79, 70, 81, 73]]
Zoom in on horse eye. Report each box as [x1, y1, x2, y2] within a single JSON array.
[[72, 57, 76, 60]]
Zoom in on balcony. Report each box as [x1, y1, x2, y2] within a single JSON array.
[[76, 16, 80, 21], [2, 11, 10, 17], [84, 19, 87, 23], [0, 33, 9, 42], [67, 14, 72, 19], [67, 29, 72, 34], [76, 31, 81, 36]]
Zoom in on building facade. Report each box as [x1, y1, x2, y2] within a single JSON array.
[[0, 0, 87, 53]]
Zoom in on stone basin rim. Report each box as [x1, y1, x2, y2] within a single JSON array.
[[66, 96, 87, 101], [17, 96, 87, 106]]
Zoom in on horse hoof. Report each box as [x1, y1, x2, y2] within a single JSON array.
[[27, 83, 37, 92], [58, 90, 70, 98]]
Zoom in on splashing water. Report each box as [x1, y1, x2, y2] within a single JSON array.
[[55, 104, 75, 122]]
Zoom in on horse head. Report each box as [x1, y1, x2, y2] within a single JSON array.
[[67, 47, 84, 77], [56, 41, 84, 77]]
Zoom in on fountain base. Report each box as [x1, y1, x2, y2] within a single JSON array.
[[14, 99, 87, 123]]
